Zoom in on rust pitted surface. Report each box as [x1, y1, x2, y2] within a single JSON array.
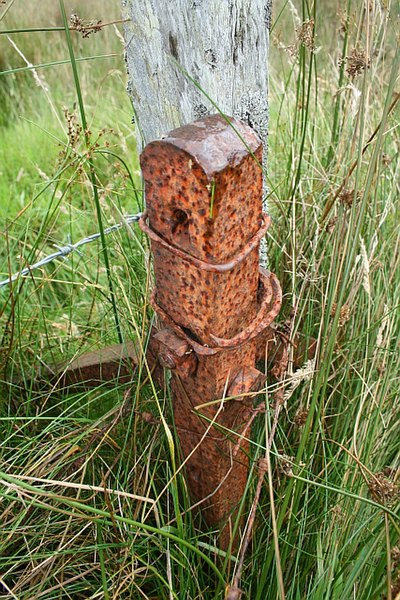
[[141, 115, 264, 344], [140, 115, 263, 264], [139, 114, 281, 549]]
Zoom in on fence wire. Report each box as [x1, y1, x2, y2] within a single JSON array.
[[0, 212, 143, 289]]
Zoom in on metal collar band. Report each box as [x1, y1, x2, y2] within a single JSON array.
[[150, 269, 282, 355], [139, 211, 271, 273]]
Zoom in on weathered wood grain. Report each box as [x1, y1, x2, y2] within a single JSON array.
[[122, 0, 271, 145]]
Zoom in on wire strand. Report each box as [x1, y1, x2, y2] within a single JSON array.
[[0, 212, 143, 289]]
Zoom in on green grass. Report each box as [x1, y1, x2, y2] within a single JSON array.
[[1, 0, 399, 598]]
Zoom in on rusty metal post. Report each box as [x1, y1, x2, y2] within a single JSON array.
[[140, 114, 281, 548]]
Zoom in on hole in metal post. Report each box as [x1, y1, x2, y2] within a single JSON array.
[[171, 209, 190, 242]]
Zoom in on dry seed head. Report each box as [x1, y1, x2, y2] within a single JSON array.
[[391, 572, 400, 598], [359, 236, 371, 296], [338, 187, 361, 209], [293, 407, 309, 427], [282, 17, 316, 58], [283, 359, 315, 403], [286, 42, 299, 59], [331, 303, 351, 327], [296, 19, 315, 51], [382, 466, 399, 479], [225, 586, 243, 600], [0, 347, 10, 371], [70, 12, 102, 38], [339, 305, 351, 327], [340, 48, 370, 78], [136, 411, 160, 425], [338, 188, 353, 208], [63, 108, 82, 147], [392, 547, 400, 569], [278, 454, 295, 477], [367, 471, 398, 506], [376, 362, 386, 376]]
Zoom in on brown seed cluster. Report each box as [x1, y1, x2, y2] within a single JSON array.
[[367, 471, 398, 506], [391, 549, 400, 597], [70, 12, 102, 38], [278, 454, 295, 477], [294, 407, 309, 427], [391, 572, 400, 598], [58, 109, 118, 178], [331, 303, 351, 327], [392, 546, 400, 569], [285, 19, 316, 57], [340, 48, 370, 78], [338, 187, 361, 209], [297, 19, 315, 52], [64, 109, 82, 147], [61, 108, 115, 156]]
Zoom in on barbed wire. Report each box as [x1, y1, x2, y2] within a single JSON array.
[[0, 212, 143, 289]]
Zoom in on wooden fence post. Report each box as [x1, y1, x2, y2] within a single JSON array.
[[122, 0, 271, 145], [139, 114, 281, 548]]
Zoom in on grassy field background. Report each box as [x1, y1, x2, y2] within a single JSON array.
[[0, 1, 399, 598]]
